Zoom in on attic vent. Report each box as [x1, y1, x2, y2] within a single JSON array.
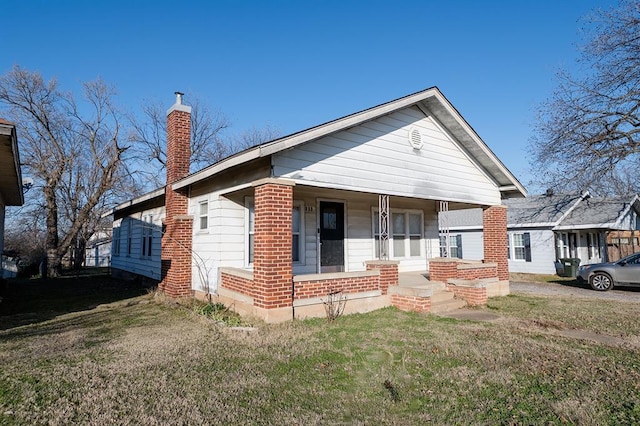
[[408, 126, 423, 150]]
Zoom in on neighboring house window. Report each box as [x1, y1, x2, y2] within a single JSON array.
[[439, 235, 463, 259], [141, 215, 153, 258], [374, 210, 423, 259], [198, 201, 208, 231], [246, 198, 303, 264], [506, 234, 510, 260], [510, 232, 531, 262], [113, 227, 121, 256]]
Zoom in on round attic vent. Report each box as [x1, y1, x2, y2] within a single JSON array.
[[408, 126, 423, 150]]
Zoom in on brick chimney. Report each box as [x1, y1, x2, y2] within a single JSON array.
[[159, 92, 193, 298]]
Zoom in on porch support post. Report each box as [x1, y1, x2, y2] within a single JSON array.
[[482, 205, 509, 281], [251, 178, 295, 309], [379, 194, 389, 260]]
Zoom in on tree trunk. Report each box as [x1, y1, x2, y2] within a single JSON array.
[[44, 185, 61, 278]]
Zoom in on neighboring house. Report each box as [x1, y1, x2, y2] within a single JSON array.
[[447, 192, 640, 274], [84, 230, 112, 267], [108, 88, 526, 321], [0, 119, 24, 279]]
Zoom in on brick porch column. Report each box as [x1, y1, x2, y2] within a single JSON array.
[[160, 93, 193, 298], [252, 178, 295, 309], [483, 205, 508, 281]]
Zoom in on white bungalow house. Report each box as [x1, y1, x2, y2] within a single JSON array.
[[0, 119, 24, 279], [109, 88, 526, 321], [446, 192, 640, 275]]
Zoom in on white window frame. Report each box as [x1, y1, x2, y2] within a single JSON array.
[[511, 233, 526, 261], [141, 215, 154, 259], [245, 197, 305, 267], [372, 208, 423, 259], [197, 200, 209, 232]]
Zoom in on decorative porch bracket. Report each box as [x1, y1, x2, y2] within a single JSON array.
[[379, 194, 389, 260], [439, 200, 450, 258]]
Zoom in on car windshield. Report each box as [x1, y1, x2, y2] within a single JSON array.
[[618, 253, 640, 265]]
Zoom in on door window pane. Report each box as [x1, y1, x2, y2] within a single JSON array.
[[392, 213, 405, 257]]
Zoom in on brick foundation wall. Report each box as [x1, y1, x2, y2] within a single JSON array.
[[391, 294, 431, 313], [428, 259, 459, 282], [483, 205, 509, 281], [457, 264, 498, 280], [446, 284, 487, 306], [294, 274, 379, 300], [220, 271, 254, 298], [252, 179, 295, 309]]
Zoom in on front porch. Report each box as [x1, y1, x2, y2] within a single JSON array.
[[214, 258, 509, 322], [205, 178, 510, 322]]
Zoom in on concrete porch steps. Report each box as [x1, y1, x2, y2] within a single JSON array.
[[429, 289, 468, 313], [396, 271, 467, 314]]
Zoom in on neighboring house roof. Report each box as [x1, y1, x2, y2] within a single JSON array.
[[448, 192, 640, 231], [172, 87, 526, 197], [555, 194, 640, 230], [0, 119, 24, 206]]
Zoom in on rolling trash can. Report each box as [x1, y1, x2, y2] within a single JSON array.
[[558, 258, 581, 277]]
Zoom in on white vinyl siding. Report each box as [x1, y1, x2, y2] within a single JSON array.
[[111, 207, 163, 281], [273, 106, 501, 206]]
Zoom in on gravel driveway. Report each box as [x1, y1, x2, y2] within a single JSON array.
[[510, 280, 640, 303]]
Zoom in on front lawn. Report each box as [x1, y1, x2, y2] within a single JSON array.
[[1, 276, 639, 424]]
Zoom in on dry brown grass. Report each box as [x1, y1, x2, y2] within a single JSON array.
[[1, 280, 639, 425]]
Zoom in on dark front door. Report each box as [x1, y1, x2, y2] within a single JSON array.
[[320, 201, 345, 273]]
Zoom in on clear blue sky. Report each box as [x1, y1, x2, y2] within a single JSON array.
[[2, 0, 617, 192]]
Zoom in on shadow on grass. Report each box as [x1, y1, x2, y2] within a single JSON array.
[[0, 268, 153, 331]]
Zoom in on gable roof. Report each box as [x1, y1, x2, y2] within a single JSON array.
[[0, 119, 24, 206], [555, 194, 640, 230], [173, 87, 526, 198], [448, 192, 640, 231]]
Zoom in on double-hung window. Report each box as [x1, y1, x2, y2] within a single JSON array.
[[198, 201, 208, 231], [141, 215, 153, 258], [509, 232, 531, 262], [373, 210, 423, 259]]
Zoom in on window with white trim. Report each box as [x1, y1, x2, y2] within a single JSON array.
[[439, 235, 463, 258], [510, 232, 531, 262], [141, 215, 153, 258], [198, 201, 208, 231], [373, 209, 423, 259]]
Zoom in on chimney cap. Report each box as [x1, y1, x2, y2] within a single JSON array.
[[167, 91, 192, 116]]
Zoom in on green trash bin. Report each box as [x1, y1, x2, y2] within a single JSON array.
[[559, 258, 581, 277]]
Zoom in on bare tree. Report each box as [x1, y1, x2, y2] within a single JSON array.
[[530, 0, 640, 195], [129, 94, 232, 188], [0, 66, 129, 277], [229, 124, 282, 152]]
